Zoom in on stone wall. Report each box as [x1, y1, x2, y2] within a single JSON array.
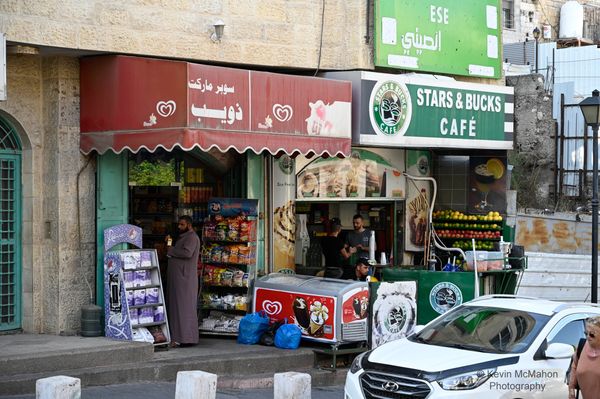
[[506, 73, 555, 210], [0, 0, 371, 71], [0, 54, 94, 334]]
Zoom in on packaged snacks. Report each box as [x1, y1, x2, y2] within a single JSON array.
[[134, 289, 146, 306], [129, 308, 139, 325], [139, 307, 154, 324], [233, 269, 245, 287], [146, 287, 159, 304], [216, 222, 228, 241], [239, 220, 251, 241], [227, 219, 239, 241], [153, 306, 165, 323], [235, 295, 247, 311], [220, 269, 234, 286], [126, 290, 135, 307]]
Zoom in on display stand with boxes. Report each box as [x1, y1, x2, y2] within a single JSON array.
[[103, 224, 170, 347]]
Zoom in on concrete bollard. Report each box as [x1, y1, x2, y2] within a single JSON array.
[[274, 372, 311, 399], [174, 370, 218, 399], [36, 375, 81, 399]]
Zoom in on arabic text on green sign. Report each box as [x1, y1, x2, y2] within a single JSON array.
[[375, 0, 502, 79]]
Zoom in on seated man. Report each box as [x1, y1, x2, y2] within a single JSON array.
[[353, 257, 378, 282]]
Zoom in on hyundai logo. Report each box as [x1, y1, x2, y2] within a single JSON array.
[[382, 381, 400, 392]]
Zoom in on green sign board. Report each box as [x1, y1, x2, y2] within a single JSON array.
[[360, 71, 513, 149], [374, 0, 502, 79]]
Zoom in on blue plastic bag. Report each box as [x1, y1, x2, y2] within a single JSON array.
[[274, 322, 302, 349], [237, 310, 270, 345]]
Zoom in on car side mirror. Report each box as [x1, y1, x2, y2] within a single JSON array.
[[412, 325, 425, 334], [545, 343, 575, 359]]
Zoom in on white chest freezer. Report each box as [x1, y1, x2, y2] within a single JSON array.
[[253, 273, 369, 344]]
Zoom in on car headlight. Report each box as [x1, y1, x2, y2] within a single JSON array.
[[438, 368, 496, 390], [349, 350, 370, 374]]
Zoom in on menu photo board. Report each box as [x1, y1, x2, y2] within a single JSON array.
[[296, 148, 405, 200]]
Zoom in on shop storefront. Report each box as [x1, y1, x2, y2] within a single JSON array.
[[80, 55, 352, 337], [292, 70, 518, 325]]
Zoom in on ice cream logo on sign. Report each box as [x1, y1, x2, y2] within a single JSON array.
[[273, 104, 293, 123], [156, 100, 177, 117], [305, 100, 352, 137], [262, 300, 283, 316], [369, 80, 412, 137]]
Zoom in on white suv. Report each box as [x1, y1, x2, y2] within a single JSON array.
[[345, 295, 600, 399]]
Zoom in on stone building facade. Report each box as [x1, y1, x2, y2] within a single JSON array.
[[0, 0, 374, 335], [503, 0, 600, 44], [0, 0, 557, 335]]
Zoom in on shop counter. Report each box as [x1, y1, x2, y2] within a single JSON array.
[[382, 267, 524, 325]]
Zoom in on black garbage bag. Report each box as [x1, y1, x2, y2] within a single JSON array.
[[259, 319, 285, 346]]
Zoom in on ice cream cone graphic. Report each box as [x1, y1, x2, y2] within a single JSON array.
[[308, 301, 329, 337]]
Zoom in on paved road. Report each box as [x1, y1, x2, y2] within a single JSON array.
[[1, 383, 344, 399]]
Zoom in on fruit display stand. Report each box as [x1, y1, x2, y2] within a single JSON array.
[[432, 210, 504, 267]]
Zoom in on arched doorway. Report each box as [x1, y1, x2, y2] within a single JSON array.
[[0, 116, 22, 331]]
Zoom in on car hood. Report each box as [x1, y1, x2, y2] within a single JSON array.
[[368, 338, 517, 373]]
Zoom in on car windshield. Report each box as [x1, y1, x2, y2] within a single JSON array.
[[409, 305, 551, 354]]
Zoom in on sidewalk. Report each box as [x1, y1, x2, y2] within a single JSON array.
[[0, 333, 350, 396], [0, 382, 344, 399]]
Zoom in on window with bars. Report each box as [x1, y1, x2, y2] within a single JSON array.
[[503, 0, 514, 29], [0, 117, 21, 331]]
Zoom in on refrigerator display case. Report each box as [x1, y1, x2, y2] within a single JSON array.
[[253, 273, 369, 344]]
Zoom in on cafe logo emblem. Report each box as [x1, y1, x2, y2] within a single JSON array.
[[369, 80, 412, 137], [383, 301, 410, 334], [430, 282, 463, 314]]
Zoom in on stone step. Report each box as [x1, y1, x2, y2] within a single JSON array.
[[0, 345, 317, 396], [0, 336, 153, 377]]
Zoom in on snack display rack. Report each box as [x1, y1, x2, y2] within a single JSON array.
[[198, 198, 259, 335], [103, 224, 170, 347]]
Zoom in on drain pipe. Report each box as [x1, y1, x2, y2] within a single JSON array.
[[76, 156, 102, 336], [403, 173, 476, 297]]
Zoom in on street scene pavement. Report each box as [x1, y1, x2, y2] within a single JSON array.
[[0, 382, 344, 399]]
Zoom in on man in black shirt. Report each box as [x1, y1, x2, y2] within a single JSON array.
[[321, 219, 351, 278]]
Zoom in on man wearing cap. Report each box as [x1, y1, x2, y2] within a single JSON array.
[[353, 257, 377, 282]]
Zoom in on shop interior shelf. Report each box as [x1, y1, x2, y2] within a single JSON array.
[[433, 218, 503, 224], [129, 302, 164, 309], [132, 212, 176, 217], [132, 321, 165, 328], [440, 236, 500, 241], [433, 224, 502, 231], [202, 261, 251, 268], [125, 284, 161, 291], [202, 284, 248, 290], [201, 306, 246, 313]]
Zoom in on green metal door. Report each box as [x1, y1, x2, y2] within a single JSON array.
[[96, 152, 128, 308], [0, 118, 22, 331]]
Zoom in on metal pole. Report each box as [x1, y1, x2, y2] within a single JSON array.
[[535, 39, 539, 74], [593, 123, 599, 303]]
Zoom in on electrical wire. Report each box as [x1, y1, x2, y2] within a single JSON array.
[[313, 0, 325, 77]]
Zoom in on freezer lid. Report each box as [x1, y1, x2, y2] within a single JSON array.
[[256, 273, 367, 293]]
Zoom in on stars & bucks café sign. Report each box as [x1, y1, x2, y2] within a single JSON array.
[[360, 72, 513, 150]]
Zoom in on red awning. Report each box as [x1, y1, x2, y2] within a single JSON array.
[[80, 56, 352, 157]]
